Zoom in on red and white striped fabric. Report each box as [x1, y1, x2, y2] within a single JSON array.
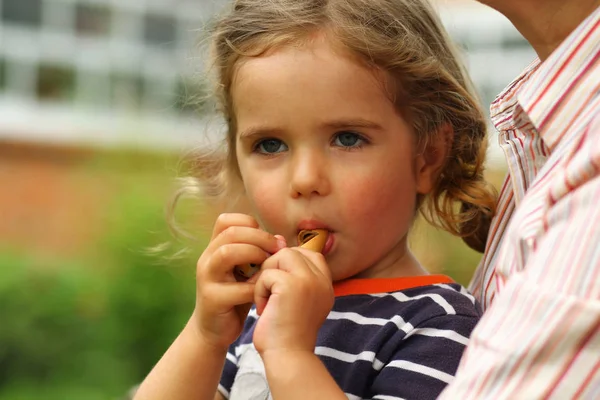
[[440, 6, 600, 399]]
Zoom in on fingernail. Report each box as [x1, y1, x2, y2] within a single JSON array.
[[275, 235, 287, 250]]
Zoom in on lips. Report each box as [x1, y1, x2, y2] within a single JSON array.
[[296, 219, 333, 234], [321, 233, 334, 256]]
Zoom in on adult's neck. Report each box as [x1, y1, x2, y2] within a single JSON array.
[[482, 0, 600, 61]]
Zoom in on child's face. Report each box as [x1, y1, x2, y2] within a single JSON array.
[[232, 38, 432, 280]]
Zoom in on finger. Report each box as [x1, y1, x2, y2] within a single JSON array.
[[203, 243, 272, 281], [211, 213, 259, 240], [274, 234, 287, 248], [293, 247, 331, 281], [260, 248, 315, 280], [254, 269, 290, 315], [203, 281, 256, 309], [210, 225, 285, 256]]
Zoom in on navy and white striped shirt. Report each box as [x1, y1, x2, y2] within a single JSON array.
[[219, 275, 482, 400]]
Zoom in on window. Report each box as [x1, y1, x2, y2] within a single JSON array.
[[144, 14, 177, 48], [2, 0, 42, 27], [36, 65, 75, 101], [75, 4, 111, 36]]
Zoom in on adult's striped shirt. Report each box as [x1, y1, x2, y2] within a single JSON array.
[[219, 275, 481, 400], [440, 6, 600, 399]]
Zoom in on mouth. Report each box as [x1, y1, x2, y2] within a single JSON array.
[[296, 219, 332, 233]]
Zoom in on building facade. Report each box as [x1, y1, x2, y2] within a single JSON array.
[[0, 0, 220, 149], [0, 0, 536, 154]]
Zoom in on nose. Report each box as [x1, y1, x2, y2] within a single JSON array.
[[289, 149, 331, 199]]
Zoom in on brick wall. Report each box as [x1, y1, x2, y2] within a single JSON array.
[[0, 140, 176, 259]]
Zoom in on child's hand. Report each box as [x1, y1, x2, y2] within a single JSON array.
[[193, 213, 285, 351], [252, 247, 334, 356]]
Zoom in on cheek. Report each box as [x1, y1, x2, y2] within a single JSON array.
[[340, 164, 417, 236], [241, 169, 287, 229]]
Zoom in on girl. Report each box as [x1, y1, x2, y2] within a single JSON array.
[[134, 0, 496, 399]]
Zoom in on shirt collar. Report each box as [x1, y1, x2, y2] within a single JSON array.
[[489, 59, 540, 132], [491, 6, 600, 152]]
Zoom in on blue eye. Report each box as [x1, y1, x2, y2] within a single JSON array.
[[333, 132, 365, 148], [254, 138, 288, 154]]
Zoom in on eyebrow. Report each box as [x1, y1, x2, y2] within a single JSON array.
[[238, 118, 384, 140], [238, 127, 285, 140], [321, 118, 384, 131]]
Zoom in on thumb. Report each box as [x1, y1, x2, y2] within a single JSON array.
[[295, 247, 331, 280]]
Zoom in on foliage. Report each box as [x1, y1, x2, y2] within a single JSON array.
[[0, 182, 200, 399]]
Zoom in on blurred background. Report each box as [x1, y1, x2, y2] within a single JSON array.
[[0, 0, 535, 398]]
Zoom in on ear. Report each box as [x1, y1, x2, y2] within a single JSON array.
[[415, 123, 454, 195]]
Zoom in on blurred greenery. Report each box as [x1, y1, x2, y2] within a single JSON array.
[[0, 152, 204, 399], [0, 149, 503, 399]]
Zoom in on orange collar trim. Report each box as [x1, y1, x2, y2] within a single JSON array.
[[333, 274, 455, 297]]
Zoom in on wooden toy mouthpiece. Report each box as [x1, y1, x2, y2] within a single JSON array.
[[298, 229, 329, 252], [234, 229, 329, 280]]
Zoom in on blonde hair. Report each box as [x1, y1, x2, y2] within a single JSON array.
[[174, 0, 497, 253]]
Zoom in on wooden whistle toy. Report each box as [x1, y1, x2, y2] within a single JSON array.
[[233, 229, 329, 280]]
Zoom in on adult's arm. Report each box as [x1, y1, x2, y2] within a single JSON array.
[[440, 140, 600, 399]]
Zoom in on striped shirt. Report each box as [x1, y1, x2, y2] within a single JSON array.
[[218, 275, 481, 400], [440, 6, 600, 399]]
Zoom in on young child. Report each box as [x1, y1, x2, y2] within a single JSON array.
[[134, 0, 497, 399]]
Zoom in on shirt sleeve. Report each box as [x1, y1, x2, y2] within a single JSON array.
[[370, 313, 480, 400], [440, 164, 600, 398]]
